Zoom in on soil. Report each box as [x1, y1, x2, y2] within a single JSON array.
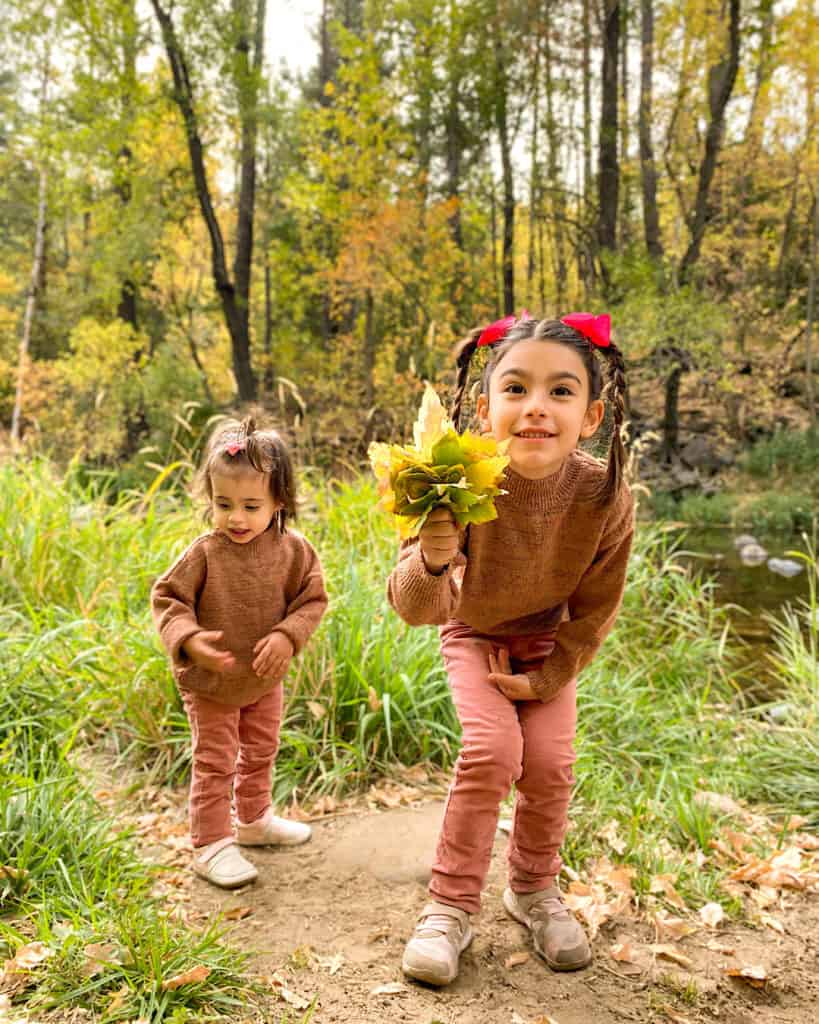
[[138, 793, 819, 1024]]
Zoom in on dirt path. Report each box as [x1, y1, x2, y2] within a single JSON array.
[[139, 795, 818, 1024]]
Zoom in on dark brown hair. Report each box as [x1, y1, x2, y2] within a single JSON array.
[[193, 416, 297, 532], [452, 317, 628, 505]]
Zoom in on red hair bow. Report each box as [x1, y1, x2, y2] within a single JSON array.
[[477, 309, 533, 347], [560, 312, 611, 348], [225, 442, 245, 456]]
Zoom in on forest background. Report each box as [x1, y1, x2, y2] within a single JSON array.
[[1, 0, 817, 488]]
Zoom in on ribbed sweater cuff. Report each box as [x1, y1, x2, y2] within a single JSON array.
[[164, 620, 202, 662], [528, 646, 586, 703], [398, 545, 453, 617]]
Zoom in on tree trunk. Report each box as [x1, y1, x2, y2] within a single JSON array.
[[493, 17, 515, 315], [544, 4, 567, 308], [150, 0, 257, 402], [363, 288, 375, 408], [619, 0, 631, 245], [527, 33, 541, 292], [639, 0, 662, 259], [806, 188, 817, 427], [662, 361, 684, 461], [581, 0, 593, 218], [11, 166, 47, 446], [678, 0, 741, 283], [597, 0, 620, 254]]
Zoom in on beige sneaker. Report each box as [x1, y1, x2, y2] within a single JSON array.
[[402, 901, 473, 986], [236, 808, 312, 847], [503, 886, 592, 971], [192, 837, 258, 889]]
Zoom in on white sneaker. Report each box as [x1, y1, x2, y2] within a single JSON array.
[[192, 837, 258, 889], [402, 901, 473, 986], [236, 808, 312, 847]]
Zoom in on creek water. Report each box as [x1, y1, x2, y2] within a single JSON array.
[[674, 526, 812, 696]]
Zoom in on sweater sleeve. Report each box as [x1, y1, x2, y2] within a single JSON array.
[[527, 486, 634, 702], [269, 537, 328, 655], [150, 541, 208, 666], [386, 539, 464, 627]]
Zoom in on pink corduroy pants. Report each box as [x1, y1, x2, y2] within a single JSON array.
[[429, 622, 578, 915], [182, 686, 283, 848]]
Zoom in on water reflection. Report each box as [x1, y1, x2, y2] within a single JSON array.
[[674, 526, 810, 696]]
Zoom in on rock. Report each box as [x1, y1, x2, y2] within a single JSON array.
[[739, 543, 768, 566], [679, 435, 730, 475], [766, 702, 793, 724], [767, 557, 804, 578], [734, 535, 768, 566]]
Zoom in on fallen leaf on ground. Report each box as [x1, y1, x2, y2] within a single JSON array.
[[399, 763, 429, 784], [660, 1005, 694, 1023], [698, 902, 725, 928], [759, 913, 785, 935], [265, 973, 313, 1009], [223, 906, 253, 921], [706, 940, 735, 955], [370, 981, 407, 995], [105, 985, 129, 1015], [597, 819, 626, 854], [724, 963, 769, 989], [4, 943, 52, 971], [649, 944, 693, 969], [610, 941, 638, 963], [82, 942, 121, 976], [504, 951, 530, 968], [161, 964, 211, 990], [653, 911, 698, 942], [650, 874, 686, 910], [563, 880, 628, 939], [313, 952, 344, 975], [693, 790, 745, 817]]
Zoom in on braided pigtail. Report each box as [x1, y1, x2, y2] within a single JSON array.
[[597, 342, 629, 504], [451, 327, 483, 431]]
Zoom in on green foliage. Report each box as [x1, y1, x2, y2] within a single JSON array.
[[742, 427, 819, 479]]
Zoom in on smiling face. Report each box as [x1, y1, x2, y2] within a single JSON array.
[[476, 338, 605, 479], [210, 467, 281, 544]]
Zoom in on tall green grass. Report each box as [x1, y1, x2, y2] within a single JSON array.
[[1, 456, 817, 1019]]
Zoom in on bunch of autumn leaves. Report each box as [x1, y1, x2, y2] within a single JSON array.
[[368, 384, 510, 539]]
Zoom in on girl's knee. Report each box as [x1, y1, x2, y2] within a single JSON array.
[[458, 737, 522, 789]]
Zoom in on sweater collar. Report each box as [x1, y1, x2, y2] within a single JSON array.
[[211, 522, 280, 555], [500, 453, 582, 513]]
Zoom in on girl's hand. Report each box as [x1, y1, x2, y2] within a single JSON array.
[[488, 647, 537, 701], [419, 507, 459, 573], [252, 632, 294, 680], [184, 631, 236, 673]]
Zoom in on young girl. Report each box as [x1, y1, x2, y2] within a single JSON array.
[[388, 313, 633, 985], [152, 416, 328, 889]]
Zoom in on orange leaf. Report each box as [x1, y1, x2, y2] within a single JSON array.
[[161, 964, 211, 990]]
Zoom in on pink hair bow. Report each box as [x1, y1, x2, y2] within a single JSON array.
[[560, 312, 611, 348], [225, 441, 245, 456], [476, 309, 533, 347]]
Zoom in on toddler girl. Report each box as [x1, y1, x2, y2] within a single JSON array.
[[152, 416, 328, 889]]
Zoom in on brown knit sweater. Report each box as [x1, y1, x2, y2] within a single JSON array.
[[387, 450, 634, 702], [152, 525, 328, 706]]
